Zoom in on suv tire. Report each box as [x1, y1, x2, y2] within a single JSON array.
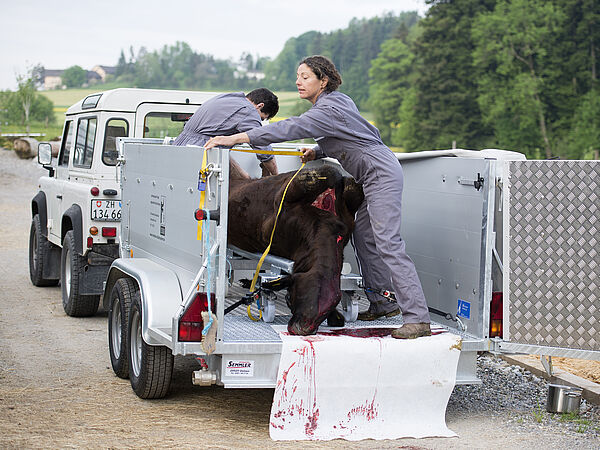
[[29, 214, 59, 287], [61, 230, 99, 317]]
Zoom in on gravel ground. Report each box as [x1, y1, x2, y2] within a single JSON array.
[[449, 354, 600, 439], [1, 147, 599, 449]]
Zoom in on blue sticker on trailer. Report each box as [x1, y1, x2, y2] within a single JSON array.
[[457, 299, 471, 319]]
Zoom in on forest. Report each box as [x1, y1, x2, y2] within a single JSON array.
[[2, 0, 598, 159]]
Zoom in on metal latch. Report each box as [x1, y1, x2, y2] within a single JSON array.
[[458, 173, 484, 190]]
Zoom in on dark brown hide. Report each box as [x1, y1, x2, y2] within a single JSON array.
[[228, 164, 364, 335]]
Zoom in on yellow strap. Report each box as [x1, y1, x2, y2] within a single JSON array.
[[196, 148, 209, 241], [247, 303, 262, 321], [249, 162, 306, 294], [230, 147, 303, 156]]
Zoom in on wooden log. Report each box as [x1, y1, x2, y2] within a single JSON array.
[[13, 137, 40, 159]]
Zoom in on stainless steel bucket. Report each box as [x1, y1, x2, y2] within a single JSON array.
[[546, 384, 583, 413]]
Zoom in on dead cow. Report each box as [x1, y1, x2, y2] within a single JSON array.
[[228, 162, 364, 335]]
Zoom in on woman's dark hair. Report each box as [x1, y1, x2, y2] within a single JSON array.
[[299, 55, 342, 92], [246, 88, 279, 119]]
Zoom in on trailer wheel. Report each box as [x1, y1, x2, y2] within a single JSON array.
[[29, 214, 59, 287], [340, 291, 358, 322], [128, 293, 173, 399], [108, 278, 138, 379], [60, 230, 99, 317]]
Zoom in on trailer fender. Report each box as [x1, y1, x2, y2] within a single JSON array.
[[103, 258, 183, 345]]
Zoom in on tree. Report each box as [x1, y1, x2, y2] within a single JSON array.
[[472, 0, 565, 159], [403, 0, 496, 152], [368, 39, 414, 145], [569, 88, 600, 159], [16, 71, 35, 135], [61, 65, 87, 88]]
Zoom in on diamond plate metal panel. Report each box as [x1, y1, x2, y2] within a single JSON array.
[[505, 160, 599, 352]]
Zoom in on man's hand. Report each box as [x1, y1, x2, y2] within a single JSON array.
[[261, 159, 278, 176], [300, 147, 316, 163], [205, 132, 249, 149]]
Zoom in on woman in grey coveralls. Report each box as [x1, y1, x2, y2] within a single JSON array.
[[206, 56, 431, 339]]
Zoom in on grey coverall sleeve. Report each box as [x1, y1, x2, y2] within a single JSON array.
[[246, 106, 335, 157], [237, 110, 274, 162]]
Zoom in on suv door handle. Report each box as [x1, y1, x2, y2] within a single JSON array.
[[56, 195, 63, 199]]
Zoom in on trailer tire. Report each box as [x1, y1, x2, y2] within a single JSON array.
[[128, 293, 173, 399], [29, 214, 59, 287], [108, 278, 137, 379], [61, 230, 99, 317]]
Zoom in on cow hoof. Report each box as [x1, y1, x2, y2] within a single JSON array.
[[326, 309, 345, 327]]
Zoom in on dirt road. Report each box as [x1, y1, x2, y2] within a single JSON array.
[[0, 148, 598, 449]]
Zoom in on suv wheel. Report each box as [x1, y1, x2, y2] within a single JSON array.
[[29, 214, 59, 287], [60, 230, 99, 317]]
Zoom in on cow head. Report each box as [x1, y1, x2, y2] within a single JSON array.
[[228, 163, 364, 335]]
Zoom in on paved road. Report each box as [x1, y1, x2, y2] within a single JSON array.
[[0, 149, 598, 449]]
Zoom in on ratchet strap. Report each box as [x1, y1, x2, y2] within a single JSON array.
[[196, 147, 209, 240], [247, 162, 306, 321]]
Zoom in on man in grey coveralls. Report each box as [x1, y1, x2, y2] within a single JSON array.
[[205, 56, 431, 339], [174, 88, 280, 176]]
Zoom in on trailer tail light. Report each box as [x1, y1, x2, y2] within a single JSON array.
[[90, 186, 100, 196], [87, 237, 93, 248], [489, 291, 503, 338], [89, 226, 98, 235], [102, 227, 117, 237], [178, 292, 216, 342]]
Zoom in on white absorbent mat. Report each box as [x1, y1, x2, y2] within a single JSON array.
[[269, 327, 461, 441]]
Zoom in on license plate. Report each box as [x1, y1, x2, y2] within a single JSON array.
[[91, 199, 122, 221]]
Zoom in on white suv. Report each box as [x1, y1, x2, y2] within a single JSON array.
[[29, 88, 217, 316]]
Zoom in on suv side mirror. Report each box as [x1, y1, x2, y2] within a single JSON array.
[[38, 142, 52, 165]]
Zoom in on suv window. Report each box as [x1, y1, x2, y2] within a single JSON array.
[[103, 119, 129, 166], [73, 117, 97, 168], [143, 112, 192, 138], [58, 120, 74, 166]]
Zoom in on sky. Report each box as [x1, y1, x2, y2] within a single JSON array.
[[0, 0, 428, 91]]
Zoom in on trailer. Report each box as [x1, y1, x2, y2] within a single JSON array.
[[102, 138, 599, 400]]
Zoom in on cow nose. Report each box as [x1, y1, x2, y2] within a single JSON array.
[[287, 318, 318, 336]]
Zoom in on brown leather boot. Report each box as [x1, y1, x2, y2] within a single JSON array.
[[391, 323, 432, 339], [357, 307, 401, 321]]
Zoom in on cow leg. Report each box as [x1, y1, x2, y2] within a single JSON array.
[[326, 309, 345, 327]]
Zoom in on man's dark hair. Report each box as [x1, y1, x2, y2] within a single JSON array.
[[300, 55, 342, 92], [246, 88, 279, 119]]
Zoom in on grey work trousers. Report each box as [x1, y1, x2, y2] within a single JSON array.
[[352, 155, 430, 324]]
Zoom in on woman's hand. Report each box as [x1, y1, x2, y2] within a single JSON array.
[[300, 147, 316, 163]]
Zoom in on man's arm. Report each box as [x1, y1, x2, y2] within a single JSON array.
[[260, 158, 278, 176]]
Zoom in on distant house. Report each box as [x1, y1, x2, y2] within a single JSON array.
[[42, 69, 64, 90], [41, 66, 111, 89], [91, 65, 116, 81], [86, 70, 102, 85], [233, 66, 266, 81]]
